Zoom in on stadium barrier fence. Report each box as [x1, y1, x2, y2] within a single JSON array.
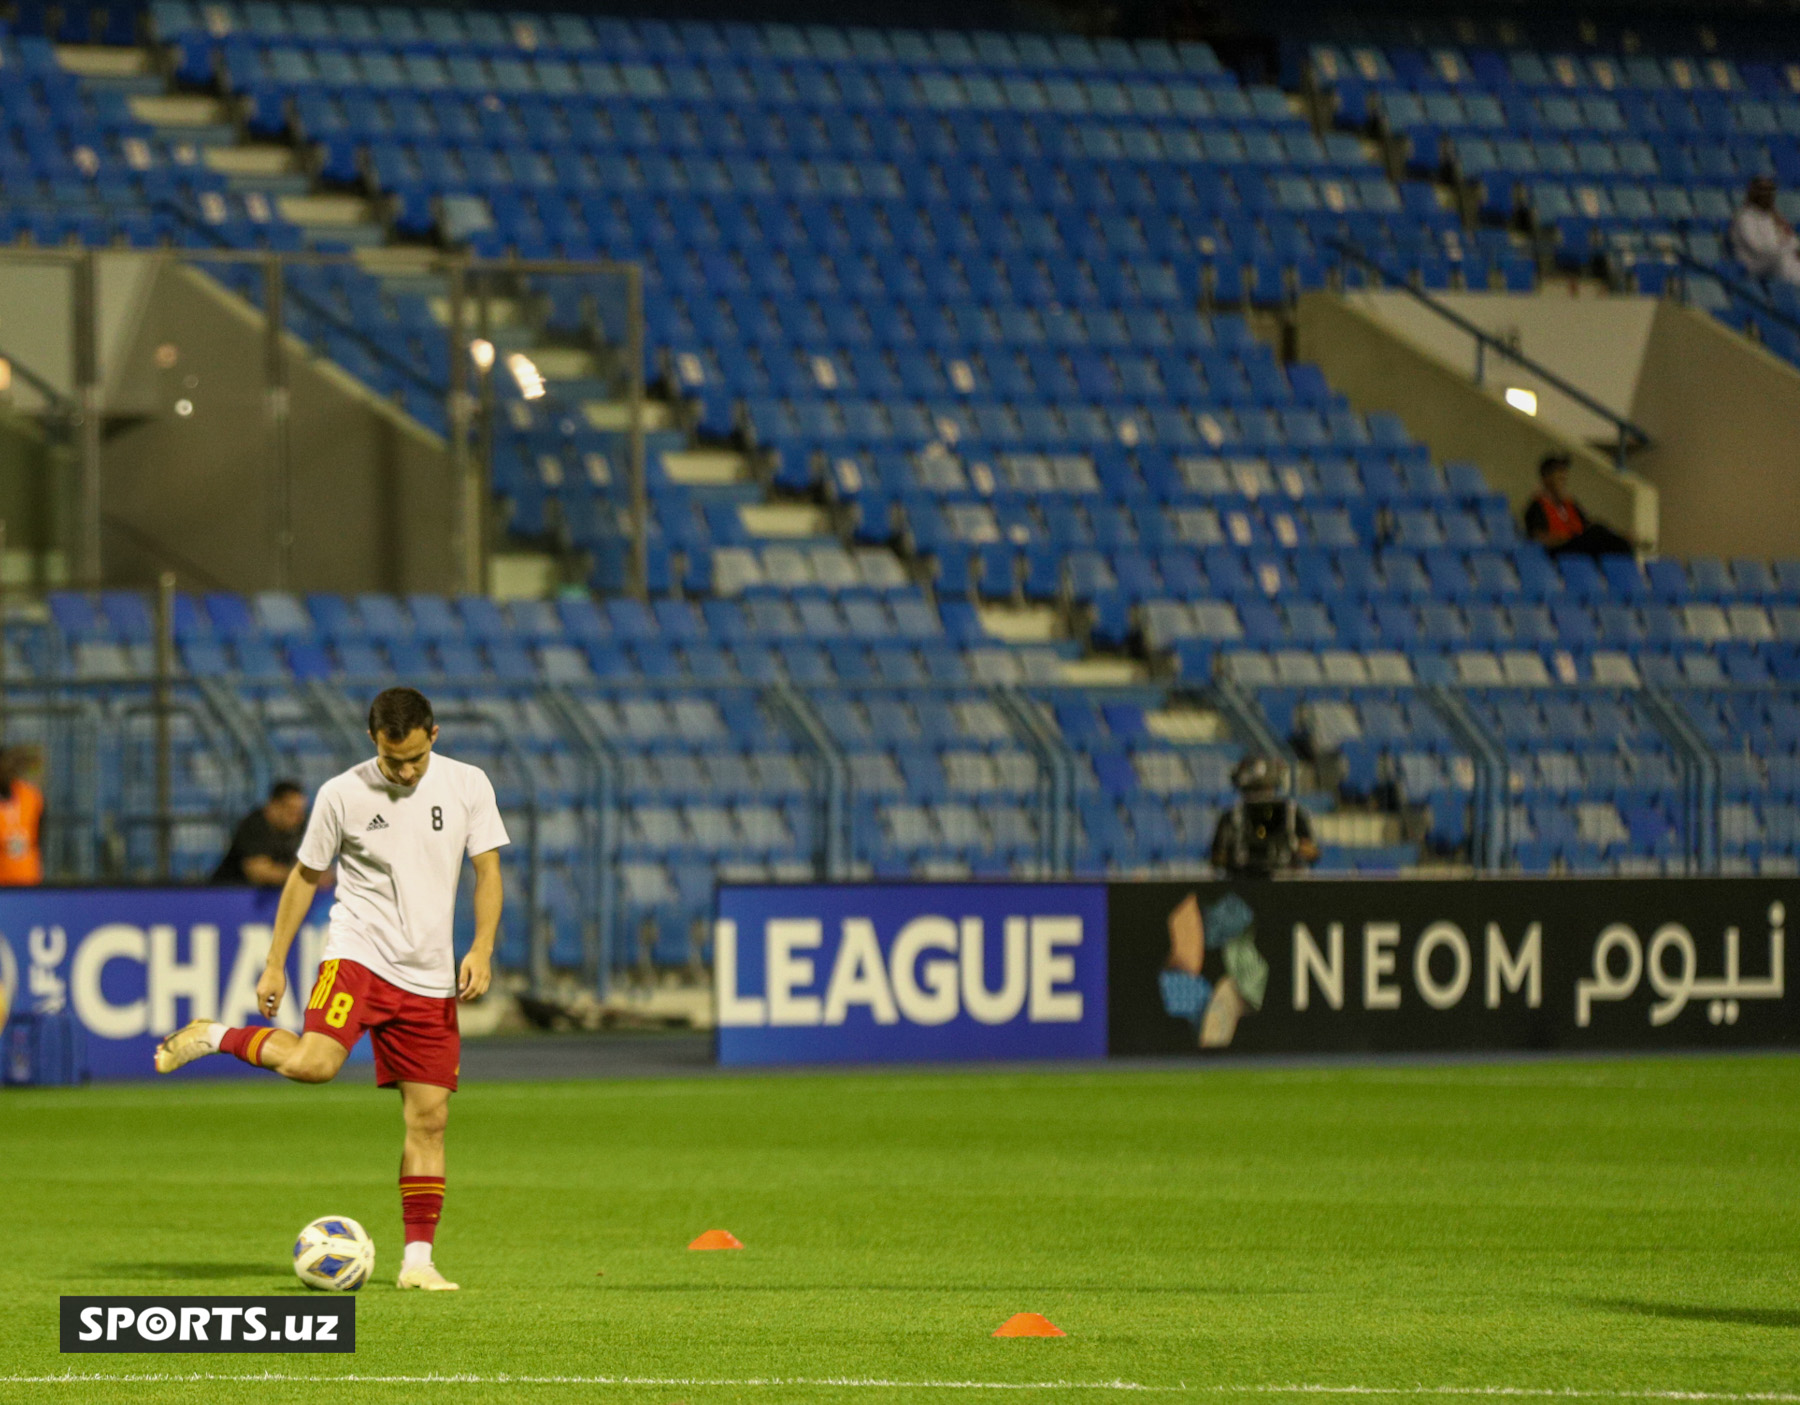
[[0, 585, 1753, 995]]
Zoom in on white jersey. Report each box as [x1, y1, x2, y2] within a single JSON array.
[[296, 753, 510, 998], [1731, 204, 1800, 284]]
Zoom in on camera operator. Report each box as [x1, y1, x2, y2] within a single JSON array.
[[1210, 756, 1319, 879]]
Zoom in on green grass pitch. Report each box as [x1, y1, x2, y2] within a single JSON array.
[[1, 1054, 1797, 1404]]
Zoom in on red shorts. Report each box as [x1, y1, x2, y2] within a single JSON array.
[[303, 958, 460, 1091]]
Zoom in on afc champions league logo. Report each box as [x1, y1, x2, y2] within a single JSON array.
[[0, 925, 61, 1022], [1, 925, 70, 1023]]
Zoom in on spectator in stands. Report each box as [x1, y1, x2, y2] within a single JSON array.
[[1730, 177, 1800, 285], [0, 746, 45, 887], [1210, 756, 1318, 879], [211, 779, 308, 886], [1524, 454, 1632, 559]]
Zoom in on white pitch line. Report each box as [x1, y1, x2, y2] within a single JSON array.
[[5, 1379, 1800, 1399], [0, 1377, 1168, 1392]]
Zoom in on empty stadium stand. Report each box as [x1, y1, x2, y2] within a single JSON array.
[[0, 6, 1798, 983], [1300, 27, 1800, 364]]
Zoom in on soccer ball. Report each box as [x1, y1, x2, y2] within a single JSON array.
[[293, 1215, 374, 1291]]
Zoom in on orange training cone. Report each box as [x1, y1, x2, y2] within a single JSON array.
[[688, 1229, 744, 1250], [993, 1312, 1065, 1337]]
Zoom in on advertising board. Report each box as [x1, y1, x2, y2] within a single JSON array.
[[1108, 879, 1795, 1055], [714, 883, 1110, 1066], [0, 887, 350, 1080]]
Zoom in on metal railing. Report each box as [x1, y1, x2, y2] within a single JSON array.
[[1669, 248, 1800, 346], [0, 588, 1773, 982], [0, 242, 648, 597], [1330, 240, 1655, 470], [1641, 687, 1722, 876], [0, 336, 74, 416], [1423, 685, 1507, 872]]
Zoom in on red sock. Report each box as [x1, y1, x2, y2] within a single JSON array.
[[218, 1026, 277, 1067], [400, 1176, 445, 1244]]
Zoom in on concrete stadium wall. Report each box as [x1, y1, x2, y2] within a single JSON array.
[[1293, 292, 1657, 549], [1340, 288, 1656, 448], [0, 403, 65, 584], [0, 253, 159, 414], [102, 261, 456, 593], [1318, 287, 1800, 562], [0, 252, 455, 592], [1629, 300, 1800, 562]]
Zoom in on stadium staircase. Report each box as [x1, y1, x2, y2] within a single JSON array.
[[62, 14, 1180, 654], [73, 18, 1011, 616]]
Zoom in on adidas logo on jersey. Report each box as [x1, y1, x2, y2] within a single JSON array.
[[367, 815, 388, 831]]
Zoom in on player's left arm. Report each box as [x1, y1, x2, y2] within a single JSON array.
[[459, 849, 503, 1001]]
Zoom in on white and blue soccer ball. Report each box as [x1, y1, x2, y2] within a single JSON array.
[[293, 1215, 374, 1291]]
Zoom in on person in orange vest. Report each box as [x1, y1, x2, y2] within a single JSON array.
[[0, 746, 44, 886], [1524, 454, 1632, 559]]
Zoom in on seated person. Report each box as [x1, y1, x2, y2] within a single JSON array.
[[211, 779, 308, 886], [1730, 176, 1800, 286], [1524, 454, 1632, 559]]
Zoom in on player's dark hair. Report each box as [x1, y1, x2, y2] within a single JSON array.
[[368, 687, 435, 742], [268, 779, 304, 801], [1539, 453, 1571, 477]]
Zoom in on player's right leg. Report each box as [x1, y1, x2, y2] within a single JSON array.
[[158, 958, 368, 1080], [155, 1024, 348, 1082]]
